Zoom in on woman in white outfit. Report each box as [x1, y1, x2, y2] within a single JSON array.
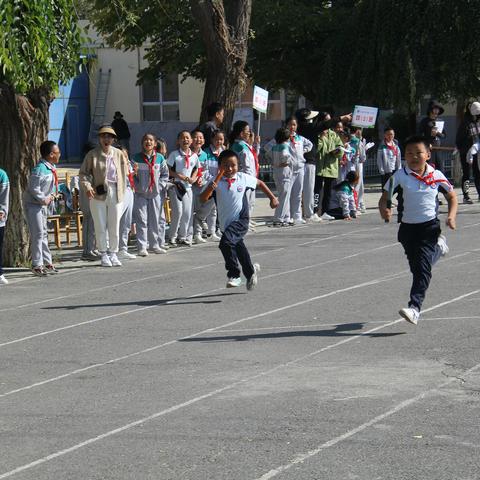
[[79, 125, 129, 267]]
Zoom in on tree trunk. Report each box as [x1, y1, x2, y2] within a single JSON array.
[[191, 0, 252, 131], [0, 84, 51, 266]]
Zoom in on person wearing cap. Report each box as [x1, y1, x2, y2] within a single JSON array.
[[456, 101, 480, 203], [418, 100, 446, 172], [111, 111, 131, 152], [79, 125, 129, 267]]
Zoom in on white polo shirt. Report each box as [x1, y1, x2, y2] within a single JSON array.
[[167, 149, 199, 189], [384, 164, 452, 224], [214, 172, 257, 231]]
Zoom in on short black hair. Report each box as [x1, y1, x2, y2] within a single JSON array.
[[40, 140, 56, 158], [404, 135, 431, 151], [345, 170, 359, 183], [384, 126, 394, 132], [206, 102, 224, 119], [275, 127, 291, 144], [218, 149, 238, 164]]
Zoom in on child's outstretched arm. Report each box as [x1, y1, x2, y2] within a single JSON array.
[[199, 168, 224, 203], [444, 189, 458, 230], [256, 179, 279, 209]]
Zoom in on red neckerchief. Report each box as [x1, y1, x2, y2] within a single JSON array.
[[340, 153, 348, 166], [183, 149, 191, 169], [409, 168, 449, 187], [143, 151, 157, 191], [128, 172, 135, 190], [43, 160, 58, 193], [290, 135, 296, 147], [224, 177, 235, 189], [386, 142, 398, 157]]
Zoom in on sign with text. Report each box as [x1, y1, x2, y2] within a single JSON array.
[[253, 85, 269, 114], [352, 105, 378, 128]]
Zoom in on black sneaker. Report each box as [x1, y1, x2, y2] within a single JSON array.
[[463, 196, 473, 204]]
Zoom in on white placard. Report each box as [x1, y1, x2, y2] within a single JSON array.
[[435, 120, 444, 133], [253, 85, 269, 114], [352, 105, 378, 128]]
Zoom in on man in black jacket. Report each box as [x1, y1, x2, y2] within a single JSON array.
[[112, 111, 131, 152]]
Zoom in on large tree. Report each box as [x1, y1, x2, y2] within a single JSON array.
[[0, 0, 82, 266], [86, 0, 252, 127]]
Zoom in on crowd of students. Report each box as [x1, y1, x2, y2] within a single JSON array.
[[0, 99, 476, 308]]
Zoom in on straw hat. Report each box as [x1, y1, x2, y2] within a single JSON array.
[[98, 125, 117, 137]]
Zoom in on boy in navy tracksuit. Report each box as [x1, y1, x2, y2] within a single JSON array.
[[379, 135, 458, 325], [200, 150, 278, 290], [0, 167, 10, 284]]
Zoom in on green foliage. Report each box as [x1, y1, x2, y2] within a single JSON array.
[[0, 0, 82, 94]]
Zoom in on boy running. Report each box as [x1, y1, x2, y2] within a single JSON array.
[[200, 150, 278, 290], [379, 135, 458, 325]]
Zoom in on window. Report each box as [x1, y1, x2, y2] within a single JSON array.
[[142, 73, 179, 121], [236, 84, 284, 120]]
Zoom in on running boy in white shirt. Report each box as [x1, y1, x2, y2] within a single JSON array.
[[200, 150, 278, 290], [379, 135, 458, 325]]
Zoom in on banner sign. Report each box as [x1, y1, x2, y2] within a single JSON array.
[[253, 85, 269, 114], [352, 105, 378, 128]]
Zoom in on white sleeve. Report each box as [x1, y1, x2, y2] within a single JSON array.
[[167, 152, 176, 167]]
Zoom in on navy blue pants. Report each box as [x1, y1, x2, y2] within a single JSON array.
[[0, 226, 4, 276], [398, 219, 442, 312], [219, 200, 254, 280]]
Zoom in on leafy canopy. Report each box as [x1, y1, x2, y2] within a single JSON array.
[[0, 0, 82, 94]]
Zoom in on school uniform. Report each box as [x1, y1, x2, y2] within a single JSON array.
[[0, 168, 10, 276], [385, 164, 453, 312], [289, 134, 313, 221], [132, 151, 168, 251], [377, 140, 401, 187], [327, 181, 356, 219], [167, 149, 199, 242], [192, 147, 219, 238], [23, 160, 57, 267], [352, 137, 367, 211], [265, 142, 292, 224], [214, 172, 257, 280], [231, 140, 257, 216]]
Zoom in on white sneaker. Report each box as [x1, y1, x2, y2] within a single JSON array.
[[160, 243, 170, 250], [399, 307, 420, 325], [178, 238, 192, 247], [207, 233, 221, 242], [137, 249, 149, 257], [246, 263, 260, 291], [152, 246, 168, 254], [168, 238, 178, 248], [101, 253, 112, 267], [293, 218, 306, 225], [0, 274, 8, 285], [310, 213, 322, 223], [437, 234, 449, 256], [193, 234, 207, 244], [226, 277, 242, 288], [118, 249, 136, 260], [109, 253, 122, 267], [360, 205, 367, 213], [320, 212, 335, 221]]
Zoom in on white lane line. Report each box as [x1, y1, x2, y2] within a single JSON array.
[[255, 361, 480, 479], [0, 226, 377, 313], [0, 242, 398, 349], [0, 252, 470, 399], [0, 289, 477, 479]]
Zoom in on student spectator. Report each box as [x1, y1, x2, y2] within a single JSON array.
[[199, 102, 225, 146], [0, 167, 10, 284], [377, 127, 401, 187], [24, 140, 61, 276], [327, 170, 359, 220]]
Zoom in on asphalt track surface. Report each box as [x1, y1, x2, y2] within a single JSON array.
[[1, 203, 480, 479]]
